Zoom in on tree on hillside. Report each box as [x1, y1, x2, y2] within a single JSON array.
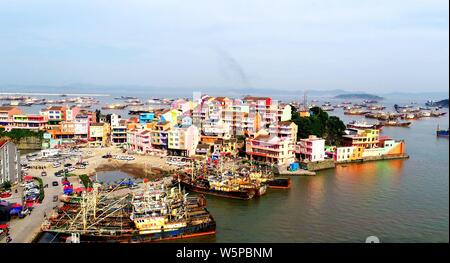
[[290, 105, 346, 146]]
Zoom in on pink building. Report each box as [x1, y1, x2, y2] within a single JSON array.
[[295, 135, 325, 162], [127, 129, 153, 153]]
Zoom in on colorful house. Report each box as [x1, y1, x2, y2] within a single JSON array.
[[296, 135, 325, 162], [151, 121, 172, 151], [139, 112, 155, 124], [89, 123, 111, 147], [342, 128, 380, 149], [168, 125, 200, 157], [245, 134, 295, 165]]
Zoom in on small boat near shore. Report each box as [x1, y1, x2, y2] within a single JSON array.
[[175, 171, 268, 200]]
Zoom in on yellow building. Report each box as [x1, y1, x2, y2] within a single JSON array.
[[89, 123, 111, 147], [334, 146, 364, 162], [342, 129, 380, 149], [151, 121, 172, 150]]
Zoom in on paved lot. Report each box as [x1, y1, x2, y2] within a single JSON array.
[[5, 166, 64, 243], [2, 146, 174, 243]]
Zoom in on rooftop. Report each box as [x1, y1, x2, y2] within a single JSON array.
[[0, 106, 20, 111]]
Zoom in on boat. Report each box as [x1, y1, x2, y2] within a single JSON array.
[[40, 183, 216, 243], [344, 109, 370, 115], [437, 129, 449, 137], [367, 105, 386, 111], [321, 106, 334, 111], [347, 120, 383, 130], [247, 172, 291, 189], [436, 125, 449, 137], [101, 104, 127, 110], [363, 99, 379, 104], [114, 96, 138, 100], [431, 111, 447, 117], [381, 120, 411, 127], [403, 113, 416, 120], [175, 174, 259, 200]]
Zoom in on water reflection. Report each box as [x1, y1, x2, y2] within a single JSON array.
[[333, 159, 404, 188]]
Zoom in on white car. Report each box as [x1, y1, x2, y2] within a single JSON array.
[[25, 189, 40, 195]]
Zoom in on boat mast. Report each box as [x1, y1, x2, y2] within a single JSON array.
[[191, 160, 194, 181]]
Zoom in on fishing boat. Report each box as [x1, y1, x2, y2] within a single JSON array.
[[367, 105, 386, 111], [347, 120, 383, 130], [381, 120, 411, 127], [401, 113, 418, 120], [431, 111, 447, 117], [247, 172, 291, 189], [344, 109, 370, 115], [40, 183, 216, 242], [321, 106, 334, 111], [176, 174, 258, 200], [114, 96, 138, 100], [101, 104, 127, 110], [436, 125, 449, 137]]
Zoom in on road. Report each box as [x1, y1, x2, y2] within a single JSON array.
[[5, 158, 75, 243], [3, 146, 177, 243]]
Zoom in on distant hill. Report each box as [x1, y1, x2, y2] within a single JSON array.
[[426, 99, 449, 108], [334, 93, 384, 100]]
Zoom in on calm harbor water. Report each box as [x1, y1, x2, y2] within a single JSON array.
[[10, 91, 448, 243], [195, 106, 448, 242]]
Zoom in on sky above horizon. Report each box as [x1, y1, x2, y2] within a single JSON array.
[[0, 0, 448, 93]]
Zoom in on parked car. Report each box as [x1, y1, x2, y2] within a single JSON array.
[[53, 195, 59, 202], [41, 171, 47, 176], [52, 181, 59, 187], [0, 192, 12, 198]]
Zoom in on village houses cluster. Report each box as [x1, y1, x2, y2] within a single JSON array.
[[1, 94, 406, 184]]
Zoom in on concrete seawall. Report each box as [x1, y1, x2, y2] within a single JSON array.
[[336, 153, 409, 165], [275, 165, 316, 176], [275, 153, 409, 176], [305, 159, 336, 171]]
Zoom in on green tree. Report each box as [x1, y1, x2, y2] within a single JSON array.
[[290, 105, 346, 145], [0, 129, 44, 142], [1, 181, 12, 190]]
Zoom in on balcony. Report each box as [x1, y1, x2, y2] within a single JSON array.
[[250, 143, 281, 152]]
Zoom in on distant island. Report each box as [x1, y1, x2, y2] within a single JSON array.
[[334, 93, 384, 100], [426, 99, 449, 108]]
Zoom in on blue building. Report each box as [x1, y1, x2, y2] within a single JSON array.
[[139, 112, 155, 124]]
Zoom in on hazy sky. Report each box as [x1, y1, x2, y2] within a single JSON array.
[[0, 0, 448, 93]]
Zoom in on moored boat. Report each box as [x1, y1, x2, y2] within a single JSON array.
[[175, 174, 259, 200], [40, 183, 216, 243], [381, 120, 411, 127], [436, 125, 449, 137], [347, 120, 383, 130]]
